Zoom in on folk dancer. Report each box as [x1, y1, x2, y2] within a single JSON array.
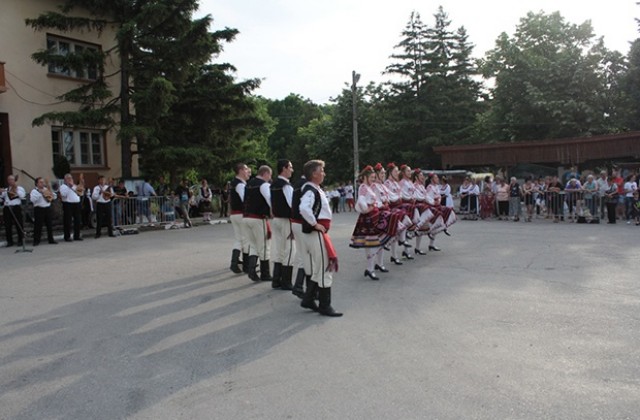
[[270, 159, 295, 290], [59, 173, 83, 242], [243, 165, 273, 282], [398, 164, 420, 260], [30, 177, 58, 245], [411, 169, 437, 255], [299, 160, 342, 317], [384, 163, 415, 265], [92, 175, 116, 238], [290, 175, 309, 298], [372, 163, 408, 273], [1, 175, 26, 247], [229, 163, 251, 274], [350, 165, 400, 280], [425, 173, 457, 251]]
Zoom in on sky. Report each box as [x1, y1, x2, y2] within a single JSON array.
[[198, 0, 639, 104]]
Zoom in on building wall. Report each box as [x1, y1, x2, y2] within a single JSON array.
[[0, 0, 138, 187]]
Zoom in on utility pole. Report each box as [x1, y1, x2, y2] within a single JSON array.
[[351, 70, 360, 188]]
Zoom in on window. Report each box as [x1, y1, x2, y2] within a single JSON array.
[[46, 35, 100, 81], [52, 128, 105, 167]]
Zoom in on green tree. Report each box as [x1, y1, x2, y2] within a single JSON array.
[[478, 11, 624, 142]]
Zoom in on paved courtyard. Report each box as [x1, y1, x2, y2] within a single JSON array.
[[0, 213, 638, 419]]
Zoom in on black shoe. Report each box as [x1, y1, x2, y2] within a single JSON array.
[[108, 234, 116, 238], [364, 270, 379, 280], [402, 251, 414, 260], [230, 249, 243, 274], [415, 248, 427, 255], [64, 238, 73, 243], [292, 268, 306, 298], [383, 243, 391, 251], [318, 287, 342, 317], [398, 240, 412, 248], [374, 264, 389, 272], [49, 240, 58, 245], [390, 257, 403, 265], [301, 279, 319, 312], [427, 233, 435, 240], [95, 234, 101, 239], [444, 230, 451, 236], [429, 245, 441, 251]]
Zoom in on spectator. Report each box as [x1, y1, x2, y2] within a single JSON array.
[[611, 170, 625, 220], [174, 179, 192, 228], [522, 178, 535, 222], [564, 177, 582, 222], [219, 183, 230, 218], [136, 178, 156, 224], [604, 180, 619, 224], [623, 174, 638, 224], [596, 171, 609, 220], [156, 176, 170, 197], [480, 176, 495, 220], [328, 187, 340, 213], [344, 181, 355, 212], [508, 177, 521, 222], [113, 179, 129, 226], [337, 183, 346, 213], [495, 177, 509, 220], [199, 178, 213, 222], [547, 176, 564, 223], [582, 174, 597, 218]]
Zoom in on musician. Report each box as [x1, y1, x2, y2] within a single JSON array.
[[299, 160, 342, 317], [270, 159, 295, 290], [243, 165, 273, 282], [59, 173, 83, 241], [92, 175, 116, 238], [1, 175, 26, 247], [30, 177, 57, 245], [229, 163, 251, 274]]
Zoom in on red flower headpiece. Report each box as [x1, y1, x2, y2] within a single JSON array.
[[362, 165, 374, 172], [400, 164, 408, 171], [374, 162, 383, 171], [414, 168, 422, 174], [387, 162, 397, 170]]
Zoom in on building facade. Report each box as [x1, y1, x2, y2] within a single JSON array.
[[0, 0, 137, 188]]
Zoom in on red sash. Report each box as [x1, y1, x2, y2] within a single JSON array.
[[317, 219, 338, 272]]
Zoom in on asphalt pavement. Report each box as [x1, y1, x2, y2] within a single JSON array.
[[0, 213, 638, 419]]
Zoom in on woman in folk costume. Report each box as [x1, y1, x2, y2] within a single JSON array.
[[411, 168, 436, 256], [398, 164, 422, 260], [458, 176, 473, 218], [350, 166, 398, 280], [425, 173, 457, 251], [372, 163, 412, 271], [440, 176, 454, 209], [384, 162, 415, 265]]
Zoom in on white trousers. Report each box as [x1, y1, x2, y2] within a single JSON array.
[[271, 217, 295, 265], [299, 230, 333, 288], [244, 217, 270, 260], [291, 222, 309, 274], [230, 214, 249, 253]]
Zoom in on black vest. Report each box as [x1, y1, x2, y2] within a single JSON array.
[[291, 176, 307, 220], [301, 184, 321, 234], [271, 177, 291, 218], [229, 178, 245, 212], [244, 177, 270, 217]]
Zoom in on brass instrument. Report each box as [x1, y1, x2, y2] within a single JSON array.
[[75, 173, 85, 196], [41, 178, 54, 202]]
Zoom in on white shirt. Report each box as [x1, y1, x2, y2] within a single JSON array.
[[92, 184, 113, 203], [59, 183, 81, 203], [425, 184, 440, 205], [344, 185, 354, 199], [259, 180, 272, 208], [596, 178, 609, 196], [373, 182, 390, 204], [2, 185, 26, 206], [235, 178, 246, 202], [30, 188, 56, 208], [399, 178, 415, 201], [414, 182, 427, 201], [355, 183, 380, 213], [384, 178, 401, 202], [300, 182, 332, 225], [278, 176, 294, 208], [624, 181, 638, 197]]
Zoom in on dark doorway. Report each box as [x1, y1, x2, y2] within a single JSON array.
[[0, 113, 11, 188]]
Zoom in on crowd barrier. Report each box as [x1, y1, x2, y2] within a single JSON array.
[[112, 196, 177, 228], [462, 191, 616, 221]]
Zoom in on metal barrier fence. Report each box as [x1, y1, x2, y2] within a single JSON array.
[[112, 196, 178, 228], [472, 191, 613, 222]]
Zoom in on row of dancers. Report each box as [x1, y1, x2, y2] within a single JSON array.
[[349, 163, 457, 280]]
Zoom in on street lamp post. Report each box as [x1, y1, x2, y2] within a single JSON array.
[[352, 70, 360, 188]]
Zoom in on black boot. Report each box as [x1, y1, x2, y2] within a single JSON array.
[[280, 266, 293, 290], [230, 249, 242, 274], [271, 262, 282, 289], [301, 279, 319, 312], [242, 252, 249, 273], [247, 255, 260, 282], [260, 260, 272, 281], [292, 268, 305, 298], [318, 287, 343, 317]]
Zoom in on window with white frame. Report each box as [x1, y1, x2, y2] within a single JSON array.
[[52, 128, 105, 167], [46, 35, 100, 81]]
